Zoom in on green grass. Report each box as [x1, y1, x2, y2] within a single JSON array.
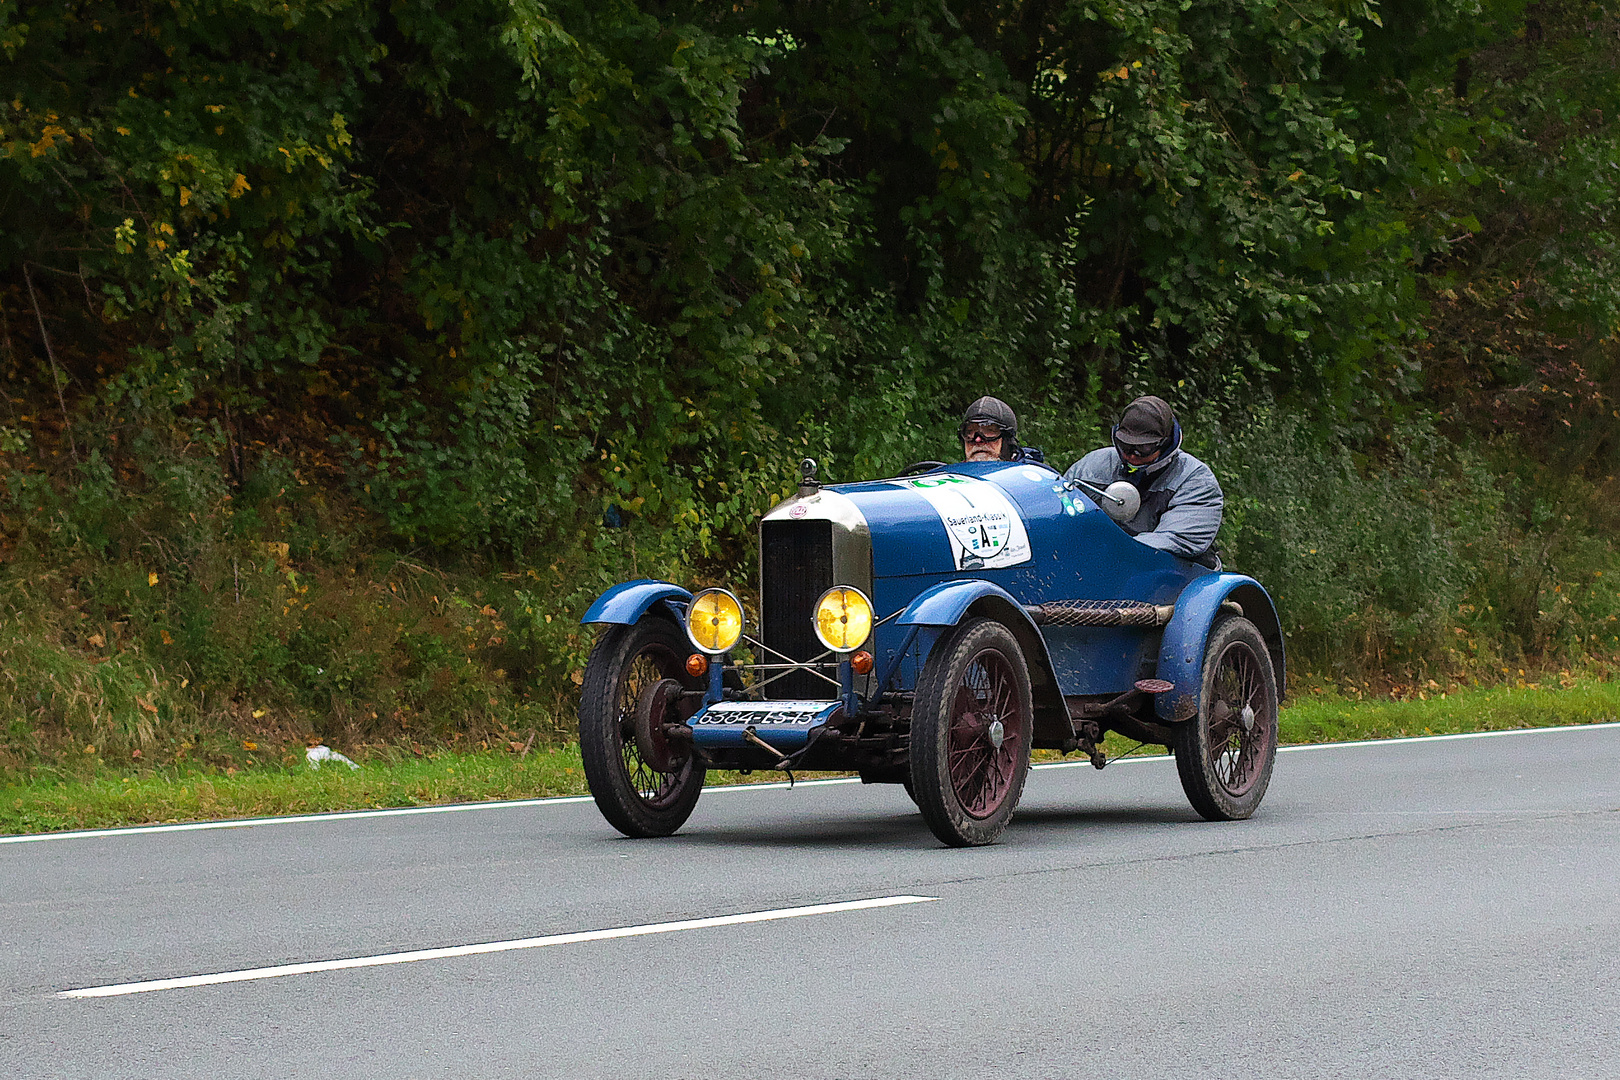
[[5, 677, 1618, 836], [1279, 677, 1620, 743], [0, 747, 594, 836]]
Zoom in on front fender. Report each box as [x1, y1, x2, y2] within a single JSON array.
[[897, 579, 1023, 629], [897, 580, 1068, 737], [580, 579, 691, 626], [1154, 574, 1285, 722]]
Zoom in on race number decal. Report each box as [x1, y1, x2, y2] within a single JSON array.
[[888, 474, 1032, 570]]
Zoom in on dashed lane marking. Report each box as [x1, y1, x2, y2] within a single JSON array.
[[58, 895, 938, 999]]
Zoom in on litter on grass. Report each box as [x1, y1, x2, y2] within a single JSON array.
[[305, 745, 359, 770]]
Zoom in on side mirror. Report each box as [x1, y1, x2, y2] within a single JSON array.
[[1064, 476, 1141, 524], [1101, 481, 1140, 525]]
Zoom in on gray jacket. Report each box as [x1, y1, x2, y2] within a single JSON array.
[[1063, 447, 1223, 559]]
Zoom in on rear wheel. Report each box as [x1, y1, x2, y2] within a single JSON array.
[[579, 618, 706, 837], [909, 618, 1033, 847], [1174, 617, 1278, 821]]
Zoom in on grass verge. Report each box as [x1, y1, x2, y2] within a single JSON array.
[[5, 678, 1619, 836]]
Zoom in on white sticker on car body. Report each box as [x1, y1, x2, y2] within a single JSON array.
[[887, 474, 1032, 570]]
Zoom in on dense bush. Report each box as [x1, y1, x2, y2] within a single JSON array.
[[1, 0, 1616, 768]]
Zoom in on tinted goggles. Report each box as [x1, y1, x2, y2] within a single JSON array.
[[1113, 426, 1167, 458], [959, 422, 1007, 444]]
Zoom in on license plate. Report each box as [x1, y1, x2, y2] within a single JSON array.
[[688, 700, 841, 748]]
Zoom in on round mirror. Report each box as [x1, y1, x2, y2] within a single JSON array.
[[1102, 481, 1140, 524]]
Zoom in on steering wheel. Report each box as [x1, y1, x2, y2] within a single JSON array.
[[897, 460, 949, 477]]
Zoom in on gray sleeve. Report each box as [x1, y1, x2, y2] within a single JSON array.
[[1136, 463, 1223, 557], [1063, 448, 1117, 487]]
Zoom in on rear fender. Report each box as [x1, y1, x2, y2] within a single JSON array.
[[1154, 575, 1285, 722], [580, 579, 691, 626], [897, 580, 1069, 738]]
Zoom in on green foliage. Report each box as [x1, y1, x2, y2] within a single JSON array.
[[1357, 0, 1620, 462], [0, 0, 1433, 555], [1210, 407, 1498, 670], [1, 0, 1617, 773]]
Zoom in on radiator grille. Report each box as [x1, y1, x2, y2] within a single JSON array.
[[760, 520, 833, 699]]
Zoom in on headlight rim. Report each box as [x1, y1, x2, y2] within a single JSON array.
[[684, 587, 746, 656], [812, 584, 875, 653]]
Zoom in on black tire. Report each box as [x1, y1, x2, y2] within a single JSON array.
[[909, 618, 1033, 847], [1173, 616, 1278, 821], [578, 618, 706, 837]]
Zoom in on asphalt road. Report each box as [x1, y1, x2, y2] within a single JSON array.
[[4, 724, 1618, 1080]]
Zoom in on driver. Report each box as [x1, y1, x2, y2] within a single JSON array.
[[959, 396, 1038, 463], [1064, 395, 1223, 561]]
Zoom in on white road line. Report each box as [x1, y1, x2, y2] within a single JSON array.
[[0, 777, 870, 846], [1030, 720, 1620, 770], [7, 721, 1617, 846], [58, 895, 938, 999], [1274, 721, 1620, 752], [0, 796, 595, 845]]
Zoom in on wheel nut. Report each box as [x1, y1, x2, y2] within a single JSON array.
[[987, 719, 1005, 749]]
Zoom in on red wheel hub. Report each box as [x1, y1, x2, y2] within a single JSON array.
[[633, 677, 686, 773]]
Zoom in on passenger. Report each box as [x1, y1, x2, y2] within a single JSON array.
[[1065, 395, 1223, 562], [959, 396, 1045, 464]]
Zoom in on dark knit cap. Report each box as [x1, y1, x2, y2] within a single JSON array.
[[963, 396, 1017, 435], [1114, 395, 1175, 451]]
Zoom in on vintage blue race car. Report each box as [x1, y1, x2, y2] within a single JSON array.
[[578, 457, 1284, 846]]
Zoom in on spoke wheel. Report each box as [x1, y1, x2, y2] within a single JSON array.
[[1174, 616, 1278, 821], [579, 618, 706, 837], [909, 618, 1033, 847]]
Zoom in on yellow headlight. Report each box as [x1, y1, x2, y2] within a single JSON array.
[[686, 588, 744, 654], [813, 586, 873, 652]]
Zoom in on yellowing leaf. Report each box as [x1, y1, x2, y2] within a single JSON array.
[[148, 572, 159, 586]]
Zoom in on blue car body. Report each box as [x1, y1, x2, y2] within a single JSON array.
[[584, 459, 1283, 769]]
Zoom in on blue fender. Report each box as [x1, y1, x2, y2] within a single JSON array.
[[580, 579, 691, 626], [896, 579, 1026, 629], [1154, 574, 1286, 722], [897, 580, 1068, 733]]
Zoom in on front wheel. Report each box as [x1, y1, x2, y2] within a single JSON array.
[[579, 618, 706, 837], [909, 618, 1033, 847], [1174, 616, 1278, 821]]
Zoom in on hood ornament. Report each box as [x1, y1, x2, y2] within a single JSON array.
[[798, 458, 821, 497]]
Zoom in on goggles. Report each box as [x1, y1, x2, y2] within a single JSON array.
[[959, 422, 1007, 444], [1117, 440, 1161, 462]]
